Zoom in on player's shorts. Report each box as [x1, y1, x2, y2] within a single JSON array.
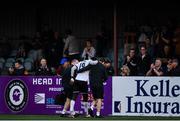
[[64, 85, 73, 99], [91, 85, 104, 99], [73, 80, 88, 94]]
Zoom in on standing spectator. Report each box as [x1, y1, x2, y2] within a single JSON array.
[[35, 58, 52, 76], [104, 58, 114, 76], [146, 58, 163, 76], [166, 59, 180, 76], [48, 32, 64, 68], [8, 60, 25, 76], [138, 45, 151, 76], [123, 48, 138, 76], [63, 29, 80, 61], [82, 39, 96, 60]]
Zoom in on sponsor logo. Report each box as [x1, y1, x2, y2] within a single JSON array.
[[114, 101, 121, 113], [5, 79, 28, 112], [46, 98, 55, 105], [34, 93, 45, 104]]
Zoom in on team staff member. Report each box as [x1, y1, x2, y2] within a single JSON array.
[[60, 58, 79, 116], [77, 58, 108, 118]]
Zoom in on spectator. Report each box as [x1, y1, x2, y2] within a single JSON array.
[[16, 42, 26, 58], [104, 58, 114, 76], [146, 58, 163, 76], [35, 58, 52, 76], [8, 60, 25, 76], [63, 29, 80, 61], [138, 45, 151, 76], [82, 39, 96, 60], [0, 67, 2, 75], [56, 57, 69, 76], [47, 32, 64, 68], [153, 30, 163, 58], [123, 48, 138, 76], [120, 65, 130, 76], [166, 59, 180, 76]]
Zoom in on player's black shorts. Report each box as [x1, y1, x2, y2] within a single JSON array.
[[91, 85, 104, 99], [64, 85, 73, 99], [73, 80, 88, 94]]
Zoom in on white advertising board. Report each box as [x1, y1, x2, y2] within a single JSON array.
[[112, 77, 180, 116]]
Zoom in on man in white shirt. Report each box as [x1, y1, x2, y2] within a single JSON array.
[[69, 59, 98, 117]]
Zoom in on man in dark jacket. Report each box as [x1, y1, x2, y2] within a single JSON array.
[[166, 59, 180, 76], [77, 58, 108, 118], [8, 60, 25, 76], [35, 58, 52, 76], [138, 46, 151, 76], [60, 58, 75, 116], [123, 48, 138, 76]]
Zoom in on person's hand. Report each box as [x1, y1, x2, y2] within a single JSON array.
[[9, 67, 14, 73], [69, 78, 75, 85], [127, 56, 131, 62], [150, 64, 155, 70], [85, 48, 88, 52], [167, 63, 173, 71]]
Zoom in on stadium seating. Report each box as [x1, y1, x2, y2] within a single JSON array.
[[24, 62, 33, 71]]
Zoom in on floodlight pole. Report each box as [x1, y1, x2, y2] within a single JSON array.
[[113, 3, 118, 75]]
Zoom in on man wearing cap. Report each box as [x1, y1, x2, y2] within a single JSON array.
[[60, 58, 79, 117]]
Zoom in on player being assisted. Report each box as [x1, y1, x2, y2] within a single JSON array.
[[69, 59, 98, 117]]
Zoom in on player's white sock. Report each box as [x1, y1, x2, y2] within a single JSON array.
[[96, 111, 100, 116], [61, 109, 66, 114], [90, 104, 94, 110], [84, 102, 88, 115], [70, 100, 75, 115]]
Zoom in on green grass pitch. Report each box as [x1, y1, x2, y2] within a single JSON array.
[[0, 115, 180, 120]]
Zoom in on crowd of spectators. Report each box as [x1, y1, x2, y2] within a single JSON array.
[[0, 23, 180, 76], [120, 24, 180, 76]]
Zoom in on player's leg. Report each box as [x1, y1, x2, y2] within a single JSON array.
[[96, 99, 102, 117], [88, 99, 96, 117], [61, 98, 71, 116], [88, 85, 97, 117], [61, 86, 72, 116], [70, 81, 80, 117], [70, 92, 79, 116], [81, 81, 89, 116], [94, 85, 104, 118]]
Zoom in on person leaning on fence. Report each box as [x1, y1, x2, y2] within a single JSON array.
[[35, 58, 52, 76], [120, 65, 130, 76], [8, 60, 25, 76], [165, 58, 180, 76], [146, 58, 164, 76], [81, 39, 96, 60]]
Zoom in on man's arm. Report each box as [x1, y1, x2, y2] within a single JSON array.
[[70, 65, 77, 84], [77, 60, 98, 73], [71, 65, 77, 77], [77, 64, 92, 73], [89, 60, 98, 65], [103, 67, 108, 82]]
